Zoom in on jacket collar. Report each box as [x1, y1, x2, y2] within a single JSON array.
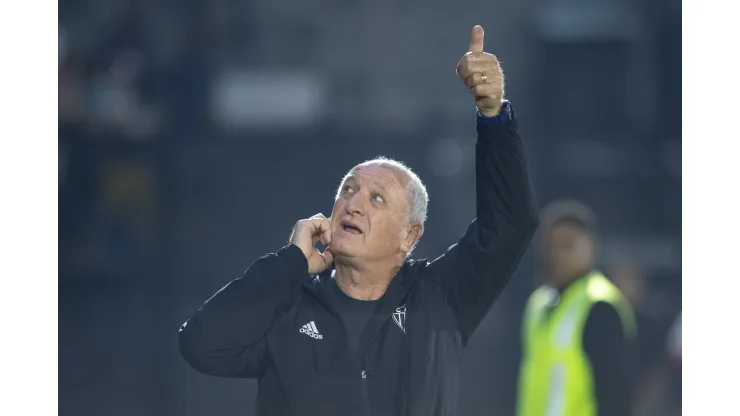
[[302, 261, 420, 359], [302, 261, 417, 314]]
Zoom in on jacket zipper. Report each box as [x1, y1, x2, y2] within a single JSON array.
[[303, 275, 411, 414], [361, 356, 371, 416], [317, 293, 370, 412]]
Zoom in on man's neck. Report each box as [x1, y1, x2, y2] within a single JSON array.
[[334, 257, 402, 301], [554, 268, 592, 294]]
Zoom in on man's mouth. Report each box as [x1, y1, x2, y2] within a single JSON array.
[[341, 220, 363, 234]]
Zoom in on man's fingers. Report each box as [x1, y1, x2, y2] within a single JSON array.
[[302, 216, 331, 236], [303, 215, 332, 246], [292, 214, 334, 272], [457, 52, 498, 80], [469, 83, 500, 99], [321, 247, 334, 265], [457, 26, 505, 119], [314, 247, 334, 265], [468, 25, 484, 53], [466, 72, 503, 90], [465, 73, 489, 89]]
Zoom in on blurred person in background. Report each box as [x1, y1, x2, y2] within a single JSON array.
[[517, 200, 636, 416], [178, 26, 539, 416]]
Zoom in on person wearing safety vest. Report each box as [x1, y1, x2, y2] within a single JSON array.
[[517, 200, 636, 416]]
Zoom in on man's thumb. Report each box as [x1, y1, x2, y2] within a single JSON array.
[[322, 247, 335, 266], [468, 25, 484, 53]]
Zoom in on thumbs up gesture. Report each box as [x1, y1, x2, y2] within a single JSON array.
[[456, 25, 504, 117]]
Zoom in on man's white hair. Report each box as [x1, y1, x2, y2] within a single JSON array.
[[336, 156, 429, 230]]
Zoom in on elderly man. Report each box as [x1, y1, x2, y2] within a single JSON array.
[[178, 25, 538, 416]]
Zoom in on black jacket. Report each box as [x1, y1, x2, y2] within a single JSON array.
[[583, 302, 632, 416], [178, 102, 539, 416]]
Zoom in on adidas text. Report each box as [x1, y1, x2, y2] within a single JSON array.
[[299, 321, 323, 339]]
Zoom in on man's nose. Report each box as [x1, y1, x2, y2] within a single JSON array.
[[345, 192, 366, 216]]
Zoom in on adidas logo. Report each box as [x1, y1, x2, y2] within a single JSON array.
[[299, 321, 323, 339]]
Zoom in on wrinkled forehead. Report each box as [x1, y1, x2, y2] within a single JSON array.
[[344, 163, 409, 190]]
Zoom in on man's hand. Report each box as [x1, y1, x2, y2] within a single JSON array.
[[290, 213, 335, 274], [456, 25, 504, 117]]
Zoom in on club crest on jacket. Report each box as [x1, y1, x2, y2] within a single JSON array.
[[393, 305, 407, 333]]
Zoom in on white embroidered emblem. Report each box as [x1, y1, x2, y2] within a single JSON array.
[[392, 305, 407, 333]]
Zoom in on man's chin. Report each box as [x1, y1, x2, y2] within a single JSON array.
[[328, 242, 360, 260]]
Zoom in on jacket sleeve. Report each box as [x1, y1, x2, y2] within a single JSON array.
[[178, 244, 308, 378], [425, 102, 539, 345], [583, 302, 632, 416]]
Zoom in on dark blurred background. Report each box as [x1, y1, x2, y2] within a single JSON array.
[[58, 0, 681, 414]]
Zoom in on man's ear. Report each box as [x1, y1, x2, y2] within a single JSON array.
[[401, 223, 424, 253]]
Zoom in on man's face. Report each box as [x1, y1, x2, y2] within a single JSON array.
[[329, 164, 416, 261], [541, 221, 595, 287]]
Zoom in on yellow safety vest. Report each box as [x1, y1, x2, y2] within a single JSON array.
[[516, 271, 636, 416]]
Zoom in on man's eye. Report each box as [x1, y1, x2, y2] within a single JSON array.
[[372, 193, 384, 203], [343, 185, 355, 193]]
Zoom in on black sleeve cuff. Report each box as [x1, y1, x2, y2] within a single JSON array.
[[276, 244, 311, 283], [475, 100, 518, 145]]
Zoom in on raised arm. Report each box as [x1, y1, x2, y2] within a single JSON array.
[[425, 26, 539, 345]]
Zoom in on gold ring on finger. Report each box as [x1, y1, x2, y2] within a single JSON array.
[[481, 72, 487, 83]]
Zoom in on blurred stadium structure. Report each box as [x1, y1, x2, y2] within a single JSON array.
[[58, 0, 681, 415]]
